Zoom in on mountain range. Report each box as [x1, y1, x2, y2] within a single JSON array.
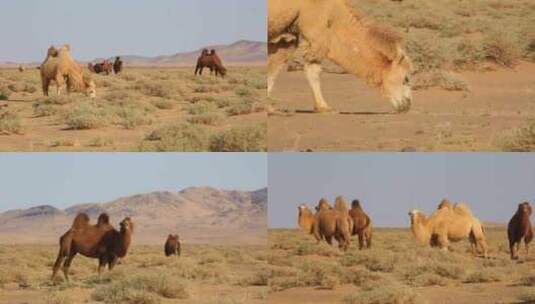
[[0, 187, 267, 245]]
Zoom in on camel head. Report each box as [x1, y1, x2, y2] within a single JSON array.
[[120, 217, 134, 233], [519, 202, 532, 216], [438, 199, 452, 210], [210, 49, 216, 55], [381, 50, 412, 113], [351, 199, 361, 209], [82, 75, 96, 98], [408, 209, 424, 224], [334, 196, 349, 212], [219, 67, 227, 77], [201, 49, 209, 56]]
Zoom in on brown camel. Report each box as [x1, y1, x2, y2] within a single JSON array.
[[164, 234, 181, 257], [313, 198, 351, 251], [51, 213, 134, 281], [348, 199, 373, 249], [195, 49, 227, 77], [113, 56, 123, 74], [508, 202, 533, 260]]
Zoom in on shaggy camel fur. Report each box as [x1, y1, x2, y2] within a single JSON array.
[[40, 45, 96, 98], [349, 199, 373, 249], [409, 203, 488, 258], [508, 202, 533, 260], [195, 49, 227, 77], [268, 0, 412, 113], [164, 234, 181, 257], [314, 198, 351, 250], [51, 213, 134, 281], [298, 204, 315, 234]]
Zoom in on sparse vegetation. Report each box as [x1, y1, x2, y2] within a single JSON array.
[[499, 121, 535, 151], [0, 67, 266, 151], [0, 110, 23, 134], [209, 124, 267, 152]]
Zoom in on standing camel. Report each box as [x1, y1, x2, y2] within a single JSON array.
[[51, 213, 134, 281], [508, 202, 533, 260], [348, 199, 373, 249]]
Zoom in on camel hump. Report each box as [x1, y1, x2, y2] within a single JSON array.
[[334, 196, 349, 213], [72, 213, 90, 229], [317, 198, 332, 211], [453, 203, 473, 217], [438, 199, 452, 210], [97, 213, 110, 226]]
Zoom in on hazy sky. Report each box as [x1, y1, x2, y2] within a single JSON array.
[[0, 153, 267, 212], [0, 0, 266, 62], [269, 153, 535, 228]]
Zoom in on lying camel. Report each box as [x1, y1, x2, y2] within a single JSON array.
[[51, 213, 134, 281], [349, 199, 372, 249], [508, 202, 533, 260], [314, 198, 351, 250], [408, 202, 488, 258], [164, 234, 181, 257], [268, 0, 412, 113], [40, 45, 96, 98]]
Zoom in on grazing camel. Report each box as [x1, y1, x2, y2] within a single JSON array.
[[408, 202, 488, 258], [348, 199, 373, 249], [164, 234, 181, 257], [508, 202, 533, 260], [90, 60, 113, 75], [195, 49, 227, 77], [40, 45, 96, 98], [268, 0, 412, 113], [51, 213, 134, 281], [314, 198, 351, 250]]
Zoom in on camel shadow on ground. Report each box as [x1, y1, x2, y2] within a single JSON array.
[[294, 109, 394, 115]]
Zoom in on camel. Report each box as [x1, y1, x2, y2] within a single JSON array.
[[164, 234, 181, 257], [18, 65, 25, 73], [113, 57, 123, 74], [508, 202, 533, 260], [408, 202, 488, 258], [40, 45, 96, 98], [268, 0, 412, 113], [51, 213, 134, 281], [313, 198, 351, 250], [297, 203, 315, 234], [348, 199, 372, 249], [195, 49, 227, 77], [90, 60, 113, 75]]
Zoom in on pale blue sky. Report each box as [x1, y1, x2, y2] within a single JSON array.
[[0, 0, 266, 62], [269, 153, 535, 228], [0, 153, 267, 212]]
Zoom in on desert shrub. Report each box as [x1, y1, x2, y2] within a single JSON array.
[[234, 85, 253, 97], [64, 102, 107, 130], [0, 86, 9, 100], [187, 101, 217, 115], [412, 273, 448, 287], [40, 95, 72, 105], [482, 31, 520, 67], [464, 269, 502, 283], [453, 38, 485, 68], [499, 121, 535, 151], [133, 80, 174, 98], [151, 99, 174, 110], [239, 270, 269, 286], [8, 82, 37, 94], [413, 71, 468, 91], [187, 112, 225, 126], [114, 105, 152, 129], [343, 284, 423, 304], [33, 101, 59, 117], [50, 139, 76, 147], [144, 124, 209, 152], [0, 110, 23, 134], [45, 291, 72, 304], [406, 32, 449, 73], [88, 137, 114, 147], [226, 99, 264, 116], [209, 124, 266, 152]]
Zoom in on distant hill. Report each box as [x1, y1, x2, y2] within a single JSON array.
[[0, 40, 266, 68], [98, 40, 266, 67], [0, 187, 267, 245]]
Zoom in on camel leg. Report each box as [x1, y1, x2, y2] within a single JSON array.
[[42, 78, 50, 97], [325, 235, 333, 246], [303, 63, 333, 113], [509, 240, 517, 260], [267, 42, 297, 97], [358, 232, 364, 250], [366, 230, 372, 249], [51, 252, 65, 281], [437, 234, 449, 252], [62, 252, 76, 282], [98, 255, 108, 278], [108, 255, 119, 271], [526, 239, 530, 255]]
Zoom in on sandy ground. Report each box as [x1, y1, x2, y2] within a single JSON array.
[[268, 63, 535, 151]]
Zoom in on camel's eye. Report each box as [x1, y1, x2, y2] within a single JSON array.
[[403, 76, 410, 85]]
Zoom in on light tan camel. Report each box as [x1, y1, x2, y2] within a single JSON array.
[[408, 202, 488, 258], [298, 203, 316, 234], [314, 198, 351, 250], [268, 0, 412, 113], [40, 44, 96, 98]]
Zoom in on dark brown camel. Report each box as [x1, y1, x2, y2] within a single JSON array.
[[195, 49, 227, 77], [113, 56, 123, 74], [164, 234, 181, 257], [90, 60, 113, 75], [508, 202, 533, 260], [348, 199, 373, 249], [51, 213, 134, 281]]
